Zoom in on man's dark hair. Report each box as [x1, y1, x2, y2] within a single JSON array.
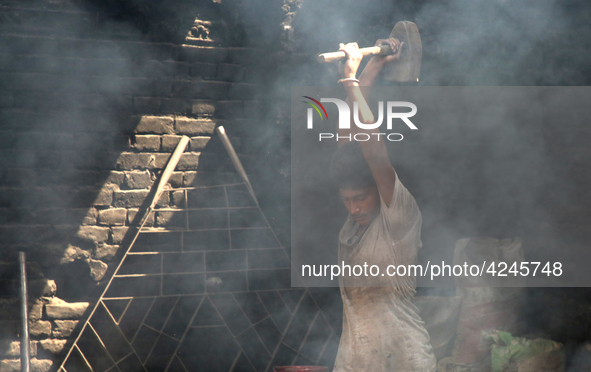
[[330, 141, 376, 190]]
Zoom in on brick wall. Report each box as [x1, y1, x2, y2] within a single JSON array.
[[0, 1, 308, 371]]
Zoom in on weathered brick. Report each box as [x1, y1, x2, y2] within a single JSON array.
[[161, 135, 183, 152], [229, 83, 258, 100], [184, 171, 240, 186], [52, 320, 78, 338], [29, 300, 44, 321], [216, 100, 244, 118], [77, 226, 109, 244], [100, 171, 125, 186], [3, 341, 37, 358], [155, 210, 184, 227], [216, 63, 243, 82], [29, 320, 51, 337], [116, 153, 154, 170], [133, 96, 162, 113], [124, 170, 152, 189], [171, 80, 229, 99], [134, 116, 174, 134], [175, 117, 216, 135], [163, 61, 189, 77], [46, 301, 88, 319], [192, 100, 215, 116], [132, 135, 160, 151], [181, 45, 228, 63], [176, 153, 201, 170], [189, 62, 217, 79], [88, 258, 108, 281], [168, 172, 183, 188], [97, 208, 127, 226], [190, 136, 211, 151], [226, 48, 258, 64], [95, 242, 120, 259], [171, 190, 185, 207], [113, 190, 148, 208], [127, 209, 154, 226], [0, 359, 19, 372], [160, 98, 191, 114], [93, 187, 113, 207], [79, 208, 98, 225], [151, 153, 173, 169], [38, 340, 66, 356], [0, 320, 18, 338]]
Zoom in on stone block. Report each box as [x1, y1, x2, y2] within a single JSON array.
[[29, 300, 44, 321], [60, 245, 91, 264], [77, 226, 109, 244], [3, 341, 37, 358], [175, 117, 216, 135], [124, 170, 152, 189], [51, 320, 78, 338], [88, 259, 108, 281], [216, 63, 243, 82], [116, 153, 154, 170], [29, 321, 51, 337], [134, 116, 175, 134], [46, 301, 88, 319], [97, 208, 126, 226], [0, 321, 18, 338], [168, 172, 183, 188], [0, 359, 19, 372], [127, 209, 154, 226], [192, 100, 215, 116], [190, 136, 211, 151], [215, 100, 243, 118], [93, 187, 113, 207], [80, 208, 98, 225], [133, 96, 162, 113], [96, 242, 120, 259], [189, 62, 217, 79], [151, 153, 172, 169], [171, 80, 229, 100], [229, 83, 258, 100], [38, 340, 66, 356], [113, 190, 149, 208], [161, 135, 183, 152], [181, 45, 228, 62], [171, 190, 185, 207], [132, 135, 160, 151], [101, 171, 125, 187], [176, 153, 200, 170], [155, 210, 185, 228], [160, 98, 191, 114]]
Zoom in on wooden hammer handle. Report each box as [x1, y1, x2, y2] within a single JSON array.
[[317, 44, 391, 63]]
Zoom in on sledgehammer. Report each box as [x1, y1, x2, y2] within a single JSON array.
[[317, 21, 422, 83]]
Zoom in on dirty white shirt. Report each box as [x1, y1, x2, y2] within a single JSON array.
[[333, 171, 437, 372]]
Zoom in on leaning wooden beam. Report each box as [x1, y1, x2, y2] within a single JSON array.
[[57, 135, 191, 372]]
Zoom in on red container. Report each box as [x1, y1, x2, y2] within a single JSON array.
[[273, 367, 328, 372]]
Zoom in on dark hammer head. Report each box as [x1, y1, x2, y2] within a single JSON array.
[[384, 21, 422, 83]]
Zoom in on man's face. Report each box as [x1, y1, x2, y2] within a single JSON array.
[[339, 186, 381, 226]]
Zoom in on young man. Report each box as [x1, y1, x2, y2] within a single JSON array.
[[331, 39, 437, 371]]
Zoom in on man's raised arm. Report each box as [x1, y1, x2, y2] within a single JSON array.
[[336, 40, 403, 207]]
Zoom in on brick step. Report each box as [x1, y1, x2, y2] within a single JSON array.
[[0, 72, 260, 99], [0, 53, 258, 82], [0, 33, 264, 63]]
